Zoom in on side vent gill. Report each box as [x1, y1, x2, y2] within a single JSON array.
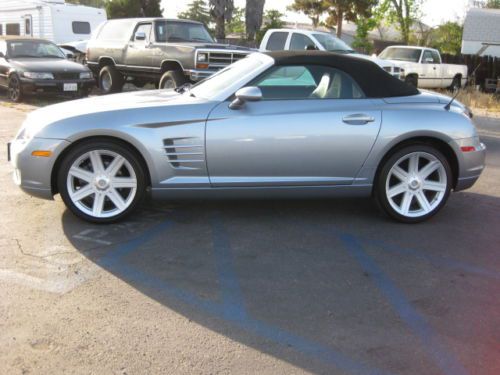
[[163, 137, 205, 170]]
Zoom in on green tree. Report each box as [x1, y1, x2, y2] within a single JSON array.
[[256, 9, 285, 43], [485, 0, 500, 8], [106, 0, 163, 19], [226, 7, 245, 37], [323, 0, 378, 38], [209, 0, 234, 39], [383, 0, 422, 44], [178, 0, 211, 25], [245, 0, 265, 41], [352, 16, 377, 53], [288, 0, 328, 28], [429, 21, 463, 55]]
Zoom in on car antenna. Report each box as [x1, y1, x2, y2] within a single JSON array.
[[444, 89, 460, 111]]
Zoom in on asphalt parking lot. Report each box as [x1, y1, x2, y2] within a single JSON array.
[[0, 96, 499, 375]]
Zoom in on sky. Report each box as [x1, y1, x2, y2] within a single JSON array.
[[162, 0, 471, 27]]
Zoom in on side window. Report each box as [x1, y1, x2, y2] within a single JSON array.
[[289, 33, 315, 51], [133, 23, 152, 43], [72, 21, 91, 35], [266, 32, 288, 51], [252, 65, 365, 100], [25, 17, 32, 36], [431, 50, 441, 63], [422, 50, 435, 63], [6, 23, 20, 36]]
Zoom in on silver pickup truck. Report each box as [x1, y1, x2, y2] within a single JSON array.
[[86, 18, 252, 93]]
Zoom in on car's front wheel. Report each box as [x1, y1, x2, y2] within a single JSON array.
[[8, 74, 23, 102], [99, 65, 124, 94], [375, 145, 452, 223], [58, 140, 146, 223]]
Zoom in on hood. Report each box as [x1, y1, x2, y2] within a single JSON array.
[[350, 53, 395, 68], [59, 40, 88, 54], [25, 89, 215, 137], [9, 58, 89, 73]]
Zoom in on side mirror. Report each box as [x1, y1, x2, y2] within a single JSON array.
[[135, 31, 146, 41], [305, 44, 318, 51], [229, 86, 262, 109], [424, 57, 434, 64]]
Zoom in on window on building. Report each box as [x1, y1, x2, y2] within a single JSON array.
[[6, 23, 21, 36], [25, 18, 32, 36]]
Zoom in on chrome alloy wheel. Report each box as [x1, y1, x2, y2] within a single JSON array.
[[101, 71, 112, 92], [66, 150, 137, 218], [385, 152, 447, 218]]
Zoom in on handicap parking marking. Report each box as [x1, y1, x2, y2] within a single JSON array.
[[341, 234, 470, 375]]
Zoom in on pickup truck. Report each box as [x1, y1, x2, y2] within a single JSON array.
[[259, 29, 405, 80], [86, 18, 252, 93], [378, 46, 468, 90]]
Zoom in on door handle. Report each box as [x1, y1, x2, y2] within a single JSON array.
[[342, 114, 375, 125]]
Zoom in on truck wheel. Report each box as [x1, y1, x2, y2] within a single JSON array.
[[449, 76, 461, 91], [405, 75, 418, 88], [159, 70, 186, 89], [99, 65, 124, 94]]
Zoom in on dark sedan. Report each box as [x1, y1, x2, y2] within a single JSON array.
[[0, 38, 95, 102]]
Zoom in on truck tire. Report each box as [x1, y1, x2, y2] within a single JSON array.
[[99, 65, 124, 94], [405, 75, 418, 88], [449, 76, 461, 91], [159, 70, 186, 89]]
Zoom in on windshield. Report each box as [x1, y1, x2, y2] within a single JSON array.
[[155, 21, 214, 43], [379, 47, 422, 62], [313, 33, 354, 53], [190, 56, 264, 99], [7, 40, 65, 58]]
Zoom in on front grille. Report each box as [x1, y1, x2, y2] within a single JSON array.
[[53, 72, 80, 80], [205, 51, 249, 69]]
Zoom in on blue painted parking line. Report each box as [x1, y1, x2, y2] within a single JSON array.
[[96, 215, 396, 375], [341, 234, 470, 375]]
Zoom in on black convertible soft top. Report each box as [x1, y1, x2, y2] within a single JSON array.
[[265, 51, 419, 98]]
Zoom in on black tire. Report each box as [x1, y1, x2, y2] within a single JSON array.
[[99, 65, 124, 94], [405, 75, 418, 88], [57, 139, 147, 224], [159, 70, 186, 89], [375, 144, 452, 224], [8, 74, 23, 102], [449, 76, 461, 91]]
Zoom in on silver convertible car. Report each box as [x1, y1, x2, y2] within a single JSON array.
[[9, 51, 485, 223]]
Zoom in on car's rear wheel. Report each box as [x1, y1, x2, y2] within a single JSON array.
[[375, 145, 452, 223], [8, 74, 23, 102], [58, 140, 146, 223], [99, 65, 124, 94], [159, 70, 186, 89]]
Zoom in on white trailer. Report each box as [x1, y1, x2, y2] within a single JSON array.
[[0, 0, 107, 44]]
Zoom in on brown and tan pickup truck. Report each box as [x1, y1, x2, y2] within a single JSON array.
[[86, 18, 252, 93]]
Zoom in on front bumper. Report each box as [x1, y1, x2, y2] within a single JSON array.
[[20, 77, 95, 95], [450, 137, 486, 191], [185, 69, 220, 82], [8, 137, 70, 200]]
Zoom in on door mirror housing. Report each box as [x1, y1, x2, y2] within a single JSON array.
[[229, 86, 262, 109], [135, 31, 147, 41], [424, 57, 434, 64]]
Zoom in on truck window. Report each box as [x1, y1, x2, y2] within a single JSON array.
[[379, 47, 421, 63], [289, 33, 315, 51], [133, 23, 152, 43], [72, 21, 91, 35], [155, 21, 214, 43], [430, 50, 441, 64], [25, 18, 31, 36], [422, 50, 437, 64], [6, 23, 20, 36], [266, 32, 287, 51]]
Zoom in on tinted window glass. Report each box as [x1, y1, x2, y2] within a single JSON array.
[[134, 23, 152, 43], [98, 20, 134, 41], [155, 21, 213, 43], [72, 21, 91, 34], [252, 65, 365, 100], [289, 33, 315, 51], [25, 18, 31, 36], [431, 50, 441, 63], [422, 50, 436, 63], [266, 32, 287, 51], [6, 23, 20, 36], [379, 47, 421, 63], [7, 40, 65, 58]]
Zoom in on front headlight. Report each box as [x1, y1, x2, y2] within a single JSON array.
[[23, 72, 54, 80], [197, 52, 208, 62], [80, 71, 92, 79]]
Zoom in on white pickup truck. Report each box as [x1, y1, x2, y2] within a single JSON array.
[[378, 46, 467, 90]]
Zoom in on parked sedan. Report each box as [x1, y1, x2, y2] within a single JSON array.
[[8, 51, 485, 223], [0, 38, 95, 102]]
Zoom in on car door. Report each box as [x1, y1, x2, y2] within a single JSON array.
[[205, 64, 382, 187], [420, 50, 439, 88], [125, 22, 153, 69]]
